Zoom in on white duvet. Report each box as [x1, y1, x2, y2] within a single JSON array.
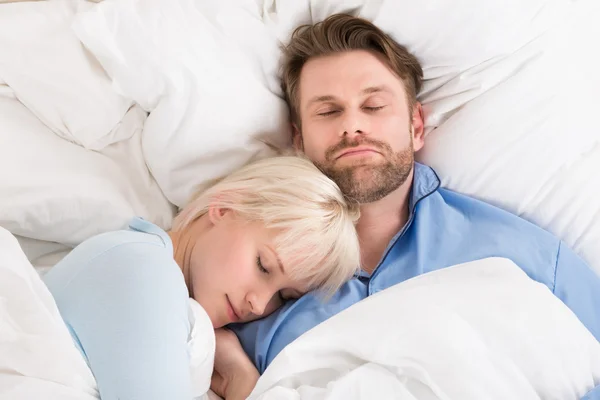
[[0, 226, 215, 400], [0, 0, 599, 399], [251, 258, 600, 400], [1, 226, 598, 400]]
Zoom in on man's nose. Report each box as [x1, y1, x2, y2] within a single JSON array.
[[340, 109, 367, 138]]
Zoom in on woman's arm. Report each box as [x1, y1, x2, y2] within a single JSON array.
[[44, 240, 192, 400], [211, 328, 259, 400]]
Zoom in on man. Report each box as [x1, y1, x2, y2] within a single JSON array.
[[222, 12, 600, 397]]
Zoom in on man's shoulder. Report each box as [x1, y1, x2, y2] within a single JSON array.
[[406, 185, 564, 293], [437, 187, 554, 232], [416, 186, 561, 260]]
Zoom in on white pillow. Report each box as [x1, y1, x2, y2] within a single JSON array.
[[416, 0, 600, 274], [237, 0, 600, 274], [0, 90, 174, 246], [0, 0, 133, 150], [72, 0, 599, 274], [259, 0, 569, 133], [73, 0, 291, 207]]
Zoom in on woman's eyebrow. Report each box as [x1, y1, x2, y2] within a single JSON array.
[[266, 245, 285, 274]]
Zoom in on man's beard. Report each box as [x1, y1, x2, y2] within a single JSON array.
[[314, 136, 414, 204]]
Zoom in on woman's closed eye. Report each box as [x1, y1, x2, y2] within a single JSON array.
[[256, 255, 269, 274]]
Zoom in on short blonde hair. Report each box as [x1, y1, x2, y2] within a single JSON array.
[[173, 155, 361, 295]]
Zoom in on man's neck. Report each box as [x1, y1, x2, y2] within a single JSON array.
[[357, 170, 413, 274]]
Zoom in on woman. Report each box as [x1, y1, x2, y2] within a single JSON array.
[[43, 155, 361, 400]]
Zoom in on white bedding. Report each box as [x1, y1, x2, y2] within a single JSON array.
[[68, 0, 600, 275], [0, 226, 216, 400], [1, 226, 598, 399], [0, 0, 599, 399], [0, 227, 98, 400], [0, 73, 174, 246], [0, 0, 597, 272], [252, 258, 600, 400]]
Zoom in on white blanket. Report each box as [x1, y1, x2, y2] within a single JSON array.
[[0, 227, 98, 400], [4, 220, 597, 400], [251, 258, 600, 400], [0, 226, 215, 400], [1, 226, 599, 399]]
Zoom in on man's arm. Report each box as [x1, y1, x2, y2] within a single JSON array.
[[553, 241, 600, 342]]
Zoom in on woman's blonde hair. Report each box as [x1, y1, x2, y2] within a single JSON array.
[[172, 155, 361, 295]]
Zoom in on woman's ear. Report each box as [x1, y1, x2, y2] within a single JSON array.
[[207, 205, 229, 225]]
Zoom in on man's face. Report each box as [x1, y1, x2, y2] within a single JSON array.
[[294, 50, 424, 203]]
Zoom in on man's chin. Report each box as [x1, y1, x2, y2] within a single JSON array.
[[343, 164, 382, 180], [331, 164, 410, 203]]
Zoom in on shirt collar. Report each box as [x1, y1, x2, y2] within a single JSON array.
[[409, 162, 441, 213], [355, 162, 440, 279]]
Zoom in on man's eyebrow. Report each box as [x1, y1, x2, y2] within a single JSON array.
[[360, 85, 392, 95], [306, 94, 337, 106]]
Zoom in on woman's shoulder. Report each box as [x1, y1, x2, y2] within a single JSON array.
[[77, 217, 172, 256], [44, 218, 181, 294], [49, 217, 175, 279]]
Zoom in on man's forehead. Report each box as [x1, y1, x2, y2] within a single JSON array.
[[299, 51, 403, 103]]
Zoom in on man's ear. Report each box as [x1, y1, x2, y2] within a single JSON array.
[[411, 102, 425, 152], [291, 123, 303, 151]]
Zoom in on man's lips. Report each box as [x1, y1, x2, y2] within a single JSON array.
[[335, 147, 380, 159]]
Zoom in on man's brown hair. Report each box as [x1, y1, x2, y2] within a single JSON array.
[[281, 14, 423, 128]]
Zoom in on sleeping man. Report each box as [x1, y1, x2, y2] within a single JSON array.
[[216, 13, 600, 399]]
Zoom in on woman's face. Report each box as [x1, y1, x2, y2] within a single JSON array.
[[185, 209, 308, 328]]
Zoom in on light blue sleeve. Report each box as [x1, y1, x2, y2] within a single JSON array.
[[553, 241, 600, 343], [582, 385, 600, 400], [44, 236, 192, 400]]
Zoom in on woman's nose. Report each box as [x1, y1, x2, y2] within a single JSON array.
[[247, 290, 273, 316]]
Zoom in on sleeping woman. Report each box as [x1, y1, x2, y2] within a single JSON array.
[[43, 155, 361, 400]]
